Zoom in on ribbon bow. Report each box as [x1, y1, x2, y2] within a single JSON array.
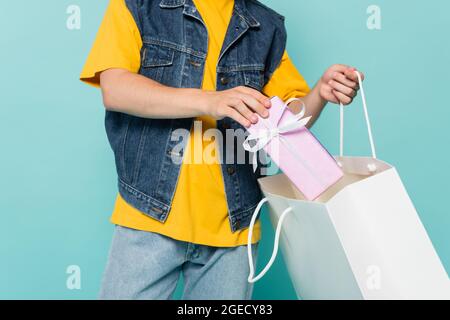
[[243, 98, 312, 171]]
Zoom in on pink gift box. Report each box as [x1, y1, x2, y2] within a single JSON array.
[[246, 96, 343, 200]]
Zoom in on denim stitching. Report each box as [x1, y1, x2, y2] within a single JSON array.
[[131, 122, 149, 184], [142, 36, 206, 58]]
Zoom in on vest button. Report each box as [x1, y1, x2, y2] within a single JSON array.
[[227, 166, 236, 175], [220, 76, 229, 85], [189, 59, 201, 68]]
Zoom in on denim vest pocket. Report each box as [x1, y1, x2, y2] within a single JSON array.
[[243, 69, 265, 91], [141, 43, 175, 82], [217, 64, 265, 92]]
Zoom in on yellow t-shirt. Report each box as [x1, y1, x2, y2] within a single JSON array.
[[80, 0, 310, 247]]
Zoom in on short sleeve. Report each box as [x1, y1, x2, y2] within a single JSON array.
[[263, 51, 311, 100], [79, 0, 142, 87]]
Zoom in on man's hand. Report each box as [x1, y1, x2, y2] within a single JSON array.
[[319, 65, 364, 105], [289, 64, 365, 128], [203, 86, 272, 128], [100, 69, 271, 125]]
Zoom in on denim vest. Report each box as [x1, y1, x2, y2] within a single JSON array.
[[105, 0, 287, 232]]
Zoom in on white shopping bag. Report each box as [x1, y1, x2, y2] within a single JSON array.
[[247, 72, 450, 300]]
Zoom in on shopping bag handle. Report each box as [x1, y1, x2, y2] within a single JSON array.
[[339, 71, 377, 171], [247, 198, 293, 283]]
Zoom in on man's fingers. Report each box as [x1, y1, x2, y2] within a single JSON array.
[[330, 64, 350, 74], [239, 94, 269, 119], [333, 90, 353, 105], [225, 107, 251, 128], [237, 86, 271, 108], [328, 80, 356, 97], [321, 85, 339, 104], [233, 100, 258, 124], [332, 72, 358, 89], [344, 68, 364, 82]]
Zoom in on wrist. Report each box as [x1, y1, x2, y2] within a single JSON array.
[[194, 89, 215, 116], [183, 88, 212, 116], [314, 79, 329, 107]]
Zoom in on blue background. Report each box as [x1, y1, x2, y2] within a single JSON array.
[[0, 0, 449, 299]]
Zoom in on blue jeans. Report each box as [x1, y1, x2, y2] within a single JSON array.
[[99, 226, 258, 300]]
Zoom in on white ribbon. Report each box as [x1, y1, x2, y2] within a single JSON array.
[[242, 98, 312, 171]]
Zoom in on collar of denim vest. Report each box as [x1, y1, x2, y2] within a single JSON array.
[[159, 0, 261, 28]]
